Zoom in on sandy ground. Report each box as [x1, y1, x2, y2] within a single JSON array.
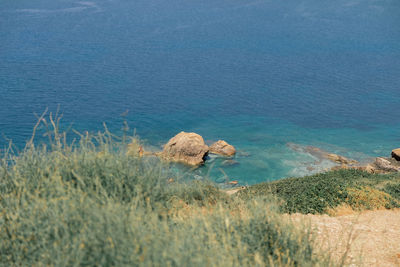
[[290, 209, 400, 266]]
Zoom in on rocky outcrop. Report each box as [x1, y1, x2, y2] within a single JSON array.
[[374, 157, 400, 172], [287, 143, 358, 165], [286, 143, 400, 174], [160, 132, 209, 166], [392, 148, 400, 161], [325, 153, 358, 165], [209, 140, 236, 156], [331, 158, 400, 174], [349, 164, 379, 174]]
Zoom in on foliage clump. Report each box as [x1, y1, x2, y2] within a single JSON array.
[[384, 182, 400, 202], [346, 186, 395, 210], [240, 169, 400, 214]]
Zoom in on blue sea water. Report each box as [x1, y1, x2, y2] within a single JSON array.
[[1, 0, 400, 184]]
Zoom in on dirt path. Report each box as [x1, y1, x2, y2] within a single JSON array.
[[290, 209, 400, 266]]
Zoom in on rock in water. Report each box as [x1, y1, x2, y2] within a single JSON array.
[[161, 132, 209, 166], [287, 143, 358, 165], [221, 159, 239, 166], [209, 140, 236, 156], [392, 148, 400, 161], [237, 151, 251, 157], [326, 153, 358, 165], [194, 175, 204, 180]]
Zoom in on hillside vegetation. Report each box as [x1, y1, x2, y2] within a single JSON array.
[[0, 123, 329, 267], [1, 119, 399, 266], [240, 169, 400, 215]]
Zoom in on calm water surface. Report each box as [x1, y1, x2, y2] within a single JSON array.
[[1, 0, 400, 184]]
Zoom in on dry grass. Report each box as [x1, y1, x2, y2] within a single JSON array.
[[290, 209, 400, 266], [326, 204, 356, 216], [0, 115, 327, 267]]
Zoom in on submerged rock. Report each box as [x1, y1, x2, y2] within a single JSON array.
[[209, 140, 236, 156], [194, 175, 204, 180], [287, 143, 358, 165], [221, 159, 240, 167], [237, 151, 251, 157], [160, 132, 209, 166], [216, 177, 227, 183], [288, 143, 400, 174], [392, 148, 400, 161]]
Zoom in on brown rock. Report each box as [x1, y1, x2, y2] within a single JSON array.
[[287, 143, 358, 165], [209, 140, 236, 156], [350, 164, 376, 174], [161, 132, 209, 166], [330, 164, 349, 171], [364, 164, 376, 173], [326, 153, 358, 165], [375, 157, 400, 172], [392, 148, 400, 161]]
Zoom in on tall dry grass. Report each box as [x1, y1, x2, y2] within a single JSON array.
[[0, 113, 329, 266]]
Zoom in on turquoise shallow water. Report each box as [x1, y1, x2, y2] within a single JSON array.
[[1, 0, 400, 184]]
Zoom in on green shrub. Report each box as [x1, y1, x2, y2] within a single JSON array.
[[384, 182, 400, 201], [240, 169, 400, 214]]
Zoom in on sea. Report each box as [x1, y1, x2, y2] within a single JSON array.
[[1, 0, 400, 184]]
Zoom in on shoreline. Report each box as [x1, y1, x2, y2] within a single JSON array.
[[135, 131, 400, 189]]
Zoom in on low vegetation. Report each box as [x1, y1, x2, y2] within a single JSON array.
[[240, 169, 400, 214], [1, 116, 398, 266], [0, 120, 329, 266]]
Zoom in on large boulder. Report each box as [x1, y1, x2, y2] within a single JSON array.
[[161, 132, 209, 166], [209, 140, 236, 156], [392, 148, 400, 161]]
